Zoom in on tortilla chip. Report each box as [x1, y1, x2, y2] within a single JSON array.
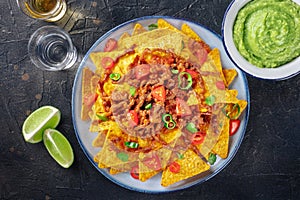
[[161, 149, 210, 187], [81, 67, 95, 121], [132, 23, 146, 35], [212, 117, 230, 158], [92, 131, 106, 147], [159, 128, 181, 144], [157, 18, 180, 32], [181, 23, 203, 42], [115, 32, 131, 50], [139, 147, 173, 182], [225, 99, 248, 119], [135, 31, 185, 55], [139, 170, 159, 182], [90, 50, 127, 76], [118, 28, 177, 51], [208, 48, 227, 85], [109, 167, 122, 175], [223, 69, 237, 86], [119, 32, 130, 41], [236, 100, 248, 118], [138, 155, 161, 182], [95, 129, 139, 172], [221, 89, 239, 103]]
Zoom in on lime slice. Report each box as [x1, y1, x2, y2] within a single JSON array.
[[43, 129, 74, 168], [22, 106, 61, 143]]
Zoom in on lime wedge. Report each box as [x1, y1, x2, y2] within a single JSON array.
[[43, 129, 74, 168], [22, 106, 61, 143]]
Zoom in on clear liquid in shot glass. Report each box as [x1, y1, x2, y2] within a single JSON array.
[[37, 34, 74, 69], [28, 26, 77, 71]]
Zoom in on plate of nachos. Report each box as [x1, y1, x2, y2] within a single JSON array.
[[72, 16, 250, 193]]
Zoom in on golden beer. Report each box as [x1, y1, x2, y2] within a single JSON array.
[[17, 0, 67, 22]]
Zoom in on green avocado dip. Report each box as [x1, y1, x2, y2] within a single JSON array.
[[233, 0, 300, 68]]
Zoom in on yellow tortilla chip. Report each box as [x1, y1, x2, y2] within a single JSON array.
[[138, 156, 160, 182], [216, 89, 239, 104], [225, 99, 248, 119], [135, 30, 185, 55], [95, 130, 138, 171], [208, 48, 227, 86], [159, 129, 181, 144], [181, 23, 203, 42], [81, 67, 96, 121], [90, 76, 99, 93], [132, 23, 146, 35], [90, 50, 127, 76], [139, 147, 173, 182], [223, 69, 237, 86], [92, 131, 106, 147], [161, 149, 210, 187], [236, 100, 248, 118], [109, 167, 122, 175], [116, 32, 131, 50], [99, 121, 122, 135], [119, 32, 130, 41], [139, 170, 159, 182], [212, 117, 230, 158], [157, 18, 180, 32], [118, 28, 177, 51]]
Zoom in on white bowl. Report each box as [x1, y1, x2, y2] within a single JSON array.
[[222, 0, 300, 80]]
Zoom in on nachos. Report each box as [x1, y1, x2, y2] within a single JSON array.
[[81, 19, 247, 187]]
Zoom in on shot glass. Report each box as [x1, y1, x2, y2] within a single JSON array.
[[17, 0, 67, 22], [28, 26, 78, 71]]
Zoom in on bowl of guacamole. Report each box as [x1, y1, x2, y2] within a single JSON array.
[[222, 0, 300, 80]]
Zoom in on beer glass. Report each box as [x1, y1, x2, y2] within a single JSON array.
[[17, 0, 67, 22]]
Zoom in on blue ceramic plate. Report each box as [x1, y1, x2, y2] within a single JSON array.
[[72, 16, 250, 193]]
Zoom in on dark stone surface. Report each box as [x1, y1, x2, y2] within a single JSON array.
[[0, 0, 299, 199]]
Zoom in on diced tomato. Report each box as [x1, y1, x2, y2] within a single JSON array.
[[176, 98, 192, 116], [130, 166, 139, 179], [83, 93, 98, 106], [185, 69, 198, 79], [152, 86, 166, 102], [191, 132, 205, 145], [169, 162, 180, 173], [101, 57, 115, 70], [143, 154, 161, 171], [104, 38, 118, 52], [128, 110, 139, 126], [216, 80, 225, 90], [167, 57, 174, 64], [135, 64, 150, 79], [229, 119, 241, 136]]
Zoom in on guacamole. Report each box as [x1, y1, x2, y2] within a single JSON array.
[[233, 0, 300, 68]]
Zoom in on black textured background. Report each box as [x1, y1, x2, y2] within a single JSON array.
[[0, 0, 299, 199]]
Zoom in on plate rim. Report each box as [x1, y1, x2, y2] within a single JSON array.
[[72, 15, 250, 193]]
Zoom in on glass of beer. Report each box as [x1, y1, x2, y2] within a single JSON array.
[[17, 0, 67, 22]]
